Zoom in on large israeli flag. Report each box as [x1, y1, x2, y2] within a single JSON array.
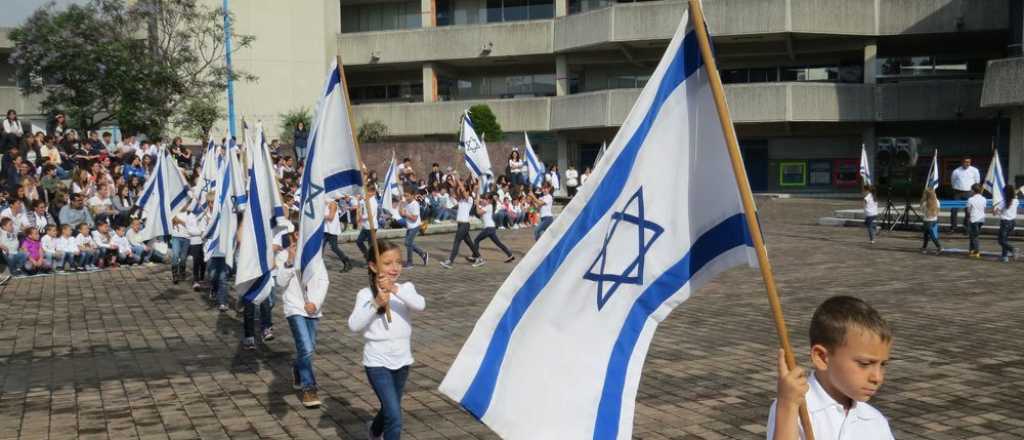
[[860, 144, 872, 185], [381, 151, 401, 217], [925, 149, 940, 192], [523, 132, 545, 188], [204, 140, 245, 266], [299, 60, 364, 288], [461, 111, 493, 191], [235, 121, 286, 305], [137, 149, 191, 241], [984, 151, 1006, 210], [439, 11, 756, 439]]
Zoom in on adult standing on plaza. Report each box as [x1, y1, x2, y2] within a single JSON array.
[[950, 157, 981, 232], [292, 122, 309, 162]]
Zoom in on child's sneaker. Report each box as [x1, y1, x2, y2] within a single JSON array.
[[301, 389, 321, 408], [472, 258, 486, 268], [218, 304, 229, 312], [367, 420, 382, 440], [439, 260, 452, 269], [242, 337, 256, 350], [261, 327, 275, 342], [504, 255, 516, 263]]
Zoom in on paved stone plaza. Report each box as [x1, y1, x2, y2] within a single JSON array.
[[0, 197, 1021, 440]]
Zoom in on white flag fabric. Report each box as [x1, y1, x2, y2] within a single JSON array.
[[439, 12, 756, 440], [381, 152, 401, 217], [137, 149, 191, 241], [298, 60, 364, 288], [860, 144, 872, 185], [235, 121, 287, 305], [984, 151, 1006, 210], [204, 140, 245, 266], [461, 111, 493, 191], [523, 132, 545, 188], [925, 149, 940, 192], [30, 124, 45, 136]]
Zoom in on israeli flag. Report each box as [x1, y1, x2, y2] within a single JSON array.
[[439, 11, 756, 440], [984, 151, 1006, 210], [461, 111, 493, 192], [381, 151, 401, 217], [860, 144, 872, 185], [298, 60, 364, 288], [925, 149, 940, 192], [523, 132, 545, 188], [204, 140, 245, 266], [235, 121, 286, 305], [137, 149, 191, 241]]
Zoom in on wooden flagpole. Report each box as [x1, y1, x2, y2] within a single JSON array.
[[336, 55, 391, 323], [687, 1, 814, 438]]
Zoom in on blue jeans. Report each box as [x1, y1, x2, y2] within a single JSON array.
[[244, 289, 275, 338], [170, 237, 190, 273], [534, 216, 553, 240], [44, 251, 65, 270], [366, 365, 410, 440], [287, 315, 318, 390], [3, 251, 26, 275], [131, 244, 151, 263], [864, 215, 877, 241], [208, 256, 229, 305], [404, 228, 425, 265], [997, 220, 1016, 258], [968, 221, 983, 252], [922, 221, 941, 250], [356, 229, 372, 258]]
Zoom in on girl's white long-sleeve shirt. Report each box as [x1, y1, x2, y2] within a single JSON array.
[[347, 282, 425, 369], [275, 251, 329, 319]]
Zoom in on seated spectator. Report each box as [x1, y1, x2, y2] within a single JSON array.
[[41, 225, 65, 272], [19, 200, 52, 233], [59, 194, 95, 230], [1, 199, 26, 232], [0, 218, 26, 278], [57, 224, 81, 271], [88, 184, 118, 225], [20, 227, 50, 275], [1, 110, 23, 151]]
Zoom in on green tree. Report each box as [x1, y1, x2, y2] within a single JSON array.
[[10, 0, 255, 136], [278, 107, 312, 145], [357, 121, 388, 143], [174, 94, 223, 141], [468, 104, 503, 142]]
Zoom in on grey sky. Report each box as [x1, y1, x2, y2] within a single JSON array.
[[1, 0, 89, 27]]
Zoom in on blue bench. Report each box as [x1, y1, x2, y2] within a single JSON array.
[[939, 200, 1023, 211]]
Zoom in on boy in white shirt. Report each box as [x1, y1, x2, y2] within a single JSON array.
[[126, 219, 154, 264], [965, 183, 987, 258], [111, 225, 137, 265], [57, 225, 81, 271], [769, 296, 894, 440], [529, 183, 555, 241], [75, 223, 99, 270], [41, 225, 65, 272], [91, 222, 119, 268], [399, 190, 428, 268]]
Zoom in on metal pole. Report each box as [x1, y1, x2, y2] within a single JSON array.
[[223, 0, 237, 139]]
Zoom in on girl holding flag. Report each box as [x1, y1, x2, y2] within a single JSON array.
[[348, 240, 426, 440], [920, 188, 942, 254]]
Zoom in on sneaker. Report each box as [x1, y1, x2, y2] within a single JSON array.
[[1001, 256, 1010, 263], [261, 327, 275, 342], [293, 369, 302, 390], [192, 282, 201, 291], [920, 248, 928, 254], [300, 389, 321, 408], [463, 256, 475, 263], [367, 420, 382, 440], [935, 248, 943, 255], [472, 258, 486, 268], [969, 252, 981, 259], [341, 261, 353, 273], [242, 337, 256, 350], [421, 252, 429, 266], [504, 255, 516, 263], [440, 260, 452, 269], [0, 275, 10, 286], [869, 240, 876, 244], [218, 304, 229, 312]]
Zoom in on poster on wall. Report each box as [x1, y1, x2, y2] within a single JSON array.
[[779, 161, 807, 187], [808, 160, 832, 186]]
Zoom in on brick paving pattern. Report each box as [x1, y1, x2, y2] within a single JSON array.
[[0, 197, 1022, 439]]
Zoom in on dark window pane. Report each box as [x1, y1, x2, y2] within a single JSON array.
[[504, 0, 528, 21], [436, 0, 452, 25], [721, 69, 747, 84], [529, 0, 554, 19], [487, 0, 503, 22]]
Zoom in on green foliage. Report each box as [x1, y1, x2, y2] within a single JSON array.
[[175, 94, 223, 140], [357, 120, 388, 143], [279, 107, 312, 144], [468, 104, 502, 143], [9, 0, 255, 136]]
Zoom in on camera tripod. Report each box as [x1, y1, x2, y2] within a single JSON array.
[[879, 180, 921, 232]]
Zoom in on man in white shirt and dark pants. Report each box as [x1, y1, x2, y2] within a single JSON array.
[[949, 157, 981, 232]]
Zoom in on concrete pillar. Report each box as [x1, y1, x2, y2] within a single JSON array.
[[422, 63, 438, 102], [555, 0, 568, 17], [556, 134, 569, 196], [1009, 109, 1024, 187], [863, 41, 877, 84], [555, 55, 569, 97], [422, 0, 436, 27]]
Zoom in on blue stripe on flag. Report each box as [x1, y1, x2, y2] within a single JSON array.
[[300, 223, 324, 271], [171, 189, 189, 210], [593, 213, 752, 439], [248, 168, 270, 274], [156, 166, 169, 236], [242, 272, 273, 304], [464, 153, 484, 177], [325, 169, 362, 192], [459, 30, 703, 419], [525, 148, 544, 186], [325, 68, 341, 97], [273, 206, 285, 218]]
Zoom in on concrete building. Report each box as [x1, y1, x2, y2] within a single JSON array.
[[1, 0, 1020, 192]]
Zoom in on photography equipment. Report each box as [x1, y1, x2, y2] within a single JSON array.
[[879, 137, 923, 231]]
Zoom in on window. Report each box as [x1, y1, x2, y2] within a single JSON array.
[[877, 55, 986, 82], [349, 82, 423, 104], [442, 73, 556, 100], [485, 0, 553, 23]]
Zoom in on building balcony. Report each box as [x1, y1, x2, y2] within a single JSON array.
[[980, 57, 1024, 108], [339, 20, 553, 65], [350, 80, 991, 136]]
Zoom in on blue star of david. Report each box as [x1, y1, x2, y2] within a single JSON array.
[[303, 182, 324, 219], [583, 188, 663, 310]]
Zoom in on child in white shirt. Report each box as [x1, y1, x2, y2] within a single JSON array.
[[75, 223, 98, 270], [91, 222, 119, 268], [965, 183, 986, 258], [994, 184, 1019, 262], [348, 240, 425, 440], [862, 185, 879, 244], [111, 225, 137, 265], [57, 225, 81, 271], [40, 225, 65, 272]]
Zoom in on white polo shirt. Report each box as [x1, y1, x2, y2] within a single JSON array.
[[950, 166, 980, 192], [767, 372, 894, 440], [456, 198, 473, 223], [967, 193, 987, 223], [1000, 198, 1019, 221], [404, 200, 421, 229]]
